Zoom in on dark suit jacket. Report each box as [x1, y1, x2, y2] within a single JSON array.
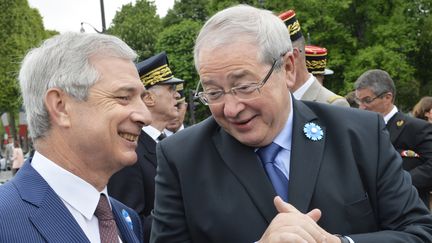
[[109, 130, 156, 243], [386, 111, 432, 204], [0, 160, 142, 243], [151, 99, 432, 243]]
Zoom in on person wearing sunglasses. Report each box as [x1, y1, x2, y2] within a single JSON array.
[[355, 69, 432, 207], [151, 5, 432, 243]]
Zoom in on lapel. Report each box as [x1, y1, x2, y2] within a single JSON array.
[[212, 127, 278, 224], [138, 130, 157, 167], [301, 77, 320, 101], [111, 198, 141, 243], [14, 161, 90, 242], [386, 112, 406, 144], [288, 99, 326, 213]]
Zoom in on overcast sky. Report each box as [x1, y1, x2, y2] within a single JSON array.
[[27, 0, 174, 33]]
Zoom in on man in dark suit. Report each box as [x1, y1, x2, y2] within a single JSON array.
[[108, 52, 183, 243], [151, 5, 432, 243], [0, 33, 150, 242], [355, 69, 432, 206]]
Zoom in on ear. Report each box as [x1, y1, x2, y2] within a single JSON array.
[[44, 88, 71, 128], [143, 90, 156, 107], [283, 52, 296, 89]]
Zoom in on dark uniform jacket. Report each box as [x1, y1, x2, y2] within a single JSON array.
[[386, 111, 432, 205]]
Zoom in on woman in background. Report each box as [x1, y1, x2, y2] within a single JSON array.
[[413, 96, 432, 123]]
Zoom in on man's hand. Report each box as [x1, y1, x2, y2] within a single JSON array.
[[258, 197, 341, 243]]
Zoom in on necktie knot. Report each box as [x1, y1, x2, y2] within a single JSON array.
[[257, 142, 282, 164], [157, 132, 167, 141], [95, 194, 119, 243], [95, 194, 114, 221]]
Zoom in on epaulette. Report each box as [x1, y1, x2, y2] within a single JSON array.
[[327, 95, 344, 104]]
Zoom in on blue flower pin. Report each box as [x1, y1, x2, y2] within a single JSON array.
[[122, 209, 133, 230], [303, 122, 323, 141]]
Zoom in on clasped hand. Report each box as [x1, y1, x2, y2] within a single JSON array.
[[258, 197, 341, 243]]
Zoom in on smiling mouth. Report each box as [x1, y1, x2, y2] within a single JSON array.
[[119, 132, 139, 142]]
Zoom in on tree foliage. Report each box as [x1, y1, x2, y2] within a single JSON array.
[[0, 0, 49, 138], [107, 0, 162, 60], [111, 0, 431, 123], [155, 19, 211, 123]]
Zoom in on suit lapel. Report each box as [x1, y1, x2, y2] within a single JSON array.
[[111, 199, 141, 243], [212, 129, 277, 223], [288, 100, 325, 213], [138, 131, 157, 167], [386, 112, 406, 144], [15, 162, 89, 242]]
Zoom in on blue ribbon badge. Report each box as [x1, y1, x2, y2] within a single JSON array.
[[122, 209, 133, 230], [303, 122, 323, 141]]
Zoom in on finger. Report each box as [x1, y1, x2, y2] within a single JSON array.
[[274, 196, 300, 213], [307, 208, 322, 222]]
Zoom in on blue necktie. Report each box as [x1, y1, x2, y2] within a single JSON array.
[[257, 143, 289, 202]]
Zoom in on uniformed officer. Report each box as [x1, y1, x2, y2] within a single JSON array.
[[279, 10, 349, 106]]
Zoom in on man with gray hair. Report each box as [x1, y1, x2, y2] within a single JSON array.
[[151, 5, 432, 243], [0, 32, 151, 242], [355, 69, 432, 207]]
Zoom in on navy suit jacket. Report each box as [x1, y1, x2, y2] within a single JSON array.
[[151, 98, 432, 243], [0, 160, 143, 243], [109, 130, 156, 243]]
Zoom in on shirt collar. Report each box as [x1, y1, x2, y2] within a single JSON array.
[[143, 125, 163, 142], [273, 95, 294, 151], [384, 105, 398, 124], [31, 151, 104, 220], [293, 73, 314, 100]]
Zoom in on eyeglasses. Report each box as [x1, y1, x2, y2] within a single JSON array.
[[194, 56, 281, 105], [354, 91, 388, 105]]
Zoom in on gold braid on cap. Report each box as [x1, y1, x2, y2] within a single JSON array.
[[141, 64, 172, 86], [306, 59, 327, 72], [288, 20, 301, 37]]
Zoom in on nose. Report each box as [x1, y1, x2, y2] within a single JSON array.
[[174, 91, 181, 99], [132, 98, 152, 128], [223, 94, 245, 118]]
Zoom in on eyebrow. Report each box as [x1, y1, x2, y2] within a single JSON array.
[[113, 86, 147, 97], [201, 69, 253, 86]]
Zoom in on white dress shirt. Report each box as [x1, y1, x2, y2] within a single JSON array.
[[143, 125, 166, 143], [293, 73, 315, 100], [383, 105, 398, 124], [32, 151, 121, 243]]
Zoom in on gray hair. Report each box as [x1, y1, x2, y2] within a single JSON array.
[[354, 69, 396, 101], [19, 32, 137, 140], [194, 4, 292, 71]]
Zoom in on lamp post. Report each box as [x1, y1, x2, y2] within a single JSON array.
[[80, 0, 106, 33]]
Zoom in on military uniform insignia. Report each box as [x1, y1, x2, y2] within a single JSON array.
[[396, 120, 404, 127], [400, 150, 420, 158]]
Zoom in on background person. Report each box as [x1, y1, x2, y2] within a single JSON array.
[[412, 96, 432, 123], [11, 140, 24, 175], [305, 45, 334, 85], [165, 83, 187, 136], [0, 32, 150, 242], [151, 5, 432, 243], [355, 69, 432, 207], [108, 51, 183, 243], [279, 10, 349, 107]]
